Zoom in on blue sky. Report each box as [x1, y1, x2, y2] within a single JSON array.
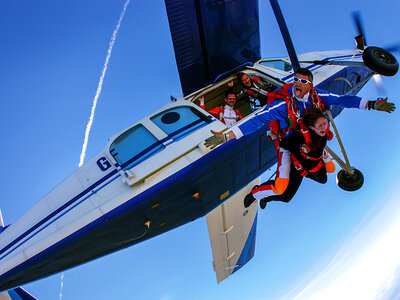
[[1, 1, 400, 299]]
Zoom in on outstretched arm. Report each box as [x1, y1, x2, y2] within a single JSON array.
[[204, 99, 288, 149], [366, 97, 395, 113], [317, 88, 396, 113]]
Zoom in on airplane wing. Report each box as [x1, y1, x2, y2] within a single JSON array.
[[206, 178, 260, 283], [164, 0, 261, 96]]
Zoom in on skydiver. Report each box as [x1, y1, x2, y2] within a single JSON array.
[[243, 108, 336, 209], [205, 67, 395, 147], [198, 90, 243, 127], [205, 67, 395, 208]]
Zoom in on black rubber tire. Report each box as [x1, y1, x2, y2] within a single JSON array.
[[336, 168, 364, 191], [362, 46, 399, 76]]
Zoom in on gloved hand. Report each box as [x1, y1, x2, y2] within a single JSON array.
[[204, 130, 227, 149], [322, 148, 332, 163], [292, 156, 308, 176], [368, 97, 396, 113]]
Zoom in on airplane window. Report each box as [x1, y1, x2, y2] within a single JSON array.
[[260, 60, 292, 72], [161, 112, 180, 124], [151, 106, 211, 142], [110, 124, 165, 170]]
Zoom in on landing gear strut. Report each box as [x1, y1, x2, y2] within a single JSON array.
[[324, 111, 364, 192]]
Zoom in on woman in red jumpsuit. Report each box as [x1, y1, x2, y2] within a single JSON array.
[[244, 107, 336, 209]]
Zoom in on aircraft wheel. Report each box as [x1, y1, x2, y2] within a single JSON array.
[[363, 46, 399, 76], [336, 168, 364, 191]]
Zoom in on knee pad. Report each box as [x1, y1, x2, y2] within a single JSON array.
[[325, 160, 336, 173], [272, 178, 289, 195]]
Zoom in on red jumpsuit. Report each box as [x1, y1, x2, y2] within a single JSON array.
[[251, 129, 335, 203], [200, 104, 243, 127]]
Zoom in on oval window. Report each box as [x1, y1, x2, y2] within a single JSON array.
[[161, 112, 180, 124], [151, 106, 211, 142]]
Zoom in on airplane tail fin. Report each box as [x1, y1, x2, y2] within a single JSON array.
[[0, 287, 37, 300]]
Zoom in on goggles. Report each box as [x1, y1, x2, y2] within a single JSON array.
[[294, 77, 312, 84]]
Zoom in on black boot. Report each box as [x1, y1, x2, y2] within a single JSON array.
[[244, 192, 256, 208], [260, 198, 269, 209]]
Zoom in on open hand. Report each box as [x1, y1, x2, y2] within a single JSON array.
[[374, 97, 396, 113], [204, 130, 227, 149]]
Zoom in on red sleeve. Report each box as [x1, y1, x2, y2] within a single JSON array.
[[207, 107, 221, 119], [237, 110, 243, 120]]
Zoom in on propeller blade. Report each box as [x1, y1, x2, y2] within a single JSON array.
[[352, 11, 367, 49], [269, 0, 300, 72], [384, 43, 400, 53]]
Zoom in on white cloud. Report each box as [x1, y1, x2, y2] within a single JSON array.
[[285, 188, 400, 300]]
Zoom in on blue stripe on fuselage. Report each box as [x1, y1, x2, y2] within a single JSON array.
[[0, 133, 258, 290], [0, 169, 119, 260], [280, 53, 363, 82]]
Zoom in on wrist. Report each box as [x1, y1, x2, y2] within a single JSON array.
[[367, 100, 376, 110], [225, 131, 235, 141]]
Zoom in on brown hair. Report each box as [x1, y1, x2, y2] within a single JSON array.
[[225, 89, 236, 98], [295, 68, 313, 82], [236, 72, 248, 84], [303, 107, 325, 127]]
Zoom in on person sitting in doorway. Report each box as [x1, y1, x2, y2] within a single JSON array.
[[199, 90, 243, 127]]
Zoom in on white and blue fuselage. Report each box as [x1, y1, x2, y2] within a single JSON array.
[[0, 49, 374, 291]]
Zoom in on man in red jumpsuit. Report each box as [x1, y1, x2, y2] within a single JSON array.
[[199, 90, 243, 127]]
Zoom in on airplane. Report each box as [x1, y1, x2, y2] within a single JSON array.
[[0, 0, 398, 295]]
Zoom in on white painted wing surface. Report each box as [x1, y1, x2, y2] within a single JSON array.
[[206, 178, 260, 283]]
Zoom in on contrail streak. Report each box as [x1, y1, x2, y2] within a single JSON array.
[[58, 273, 64, 300], [78, 0, 131, 167], [60, 1, 131, 299]]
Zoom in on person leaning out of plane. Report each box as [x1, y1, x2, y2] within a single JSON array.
[[205, 68, 396, 148], [198, 90, 243, 127], [236, 72, 270, 107], [244, 108, 336, 209]]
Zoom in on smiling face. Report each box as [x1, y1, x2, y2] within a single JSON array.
[[310, 116, 328, 137], [225, 93, 236, 107], [293, 73, 312, 98], [240, 74, 252, 87]]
